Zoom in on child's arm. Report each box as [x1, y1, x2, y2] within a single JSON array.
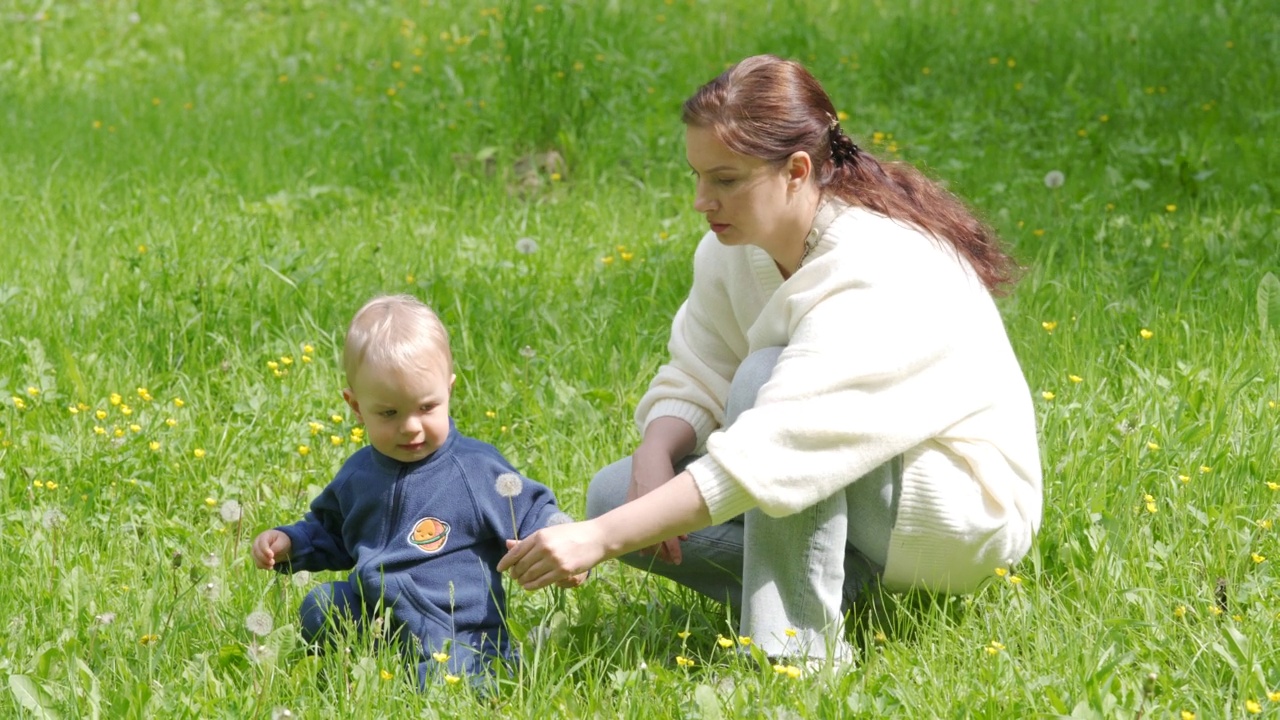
[[252, 529, 293, 570]]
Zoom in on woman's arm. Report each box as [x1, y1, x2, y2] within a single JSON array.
[[498, 470, 712, 590]]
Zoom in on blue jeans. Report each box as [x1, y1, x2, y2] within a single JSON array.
[[587, 347, 901, 661]]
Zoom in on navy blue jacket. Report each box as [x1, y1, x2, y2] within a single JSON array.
[[275, 421, 563, 675]]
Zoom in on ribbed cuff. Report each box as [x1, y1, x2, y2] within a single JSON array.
[[687, 455, 756, 524], [643, 399, 718, 449]]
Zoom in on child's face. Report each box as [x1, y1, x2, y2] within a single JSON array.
[[343, 351, 454, 463]]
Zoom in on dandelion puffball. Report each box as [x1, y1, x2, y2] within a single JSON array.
[[220, 499, 243, 523], [245, 610, 274, 637], [546, 511, 574, 526], [1043, 170, 1065, 188], [495, 472, 523, 498]]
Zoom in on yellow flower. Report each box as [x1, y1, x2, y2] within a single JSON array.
[[601, 256, 615, 265], [737, 635, 752, 646], [1245, 699, 1261, 714], [1181, 712, 1195, 720], [1041, 391, 1055, 401], [165, 418, 177, 427], [784, 628, 797, 638], [303, 344, 315, 354], [280, 356, 293, 366], [331, 414, 343, 424], [1268, 690, 1280, 702], [773, 663, 788, 674], [1041, 321, 1057, 332], [985, 640, 1005, 655], [1139, 328, 1154, 340], [676, 655, 695, 667], [173, 398, 185, 408], [1257, 519, 1272, 530], [1174, 605, 1186, 618], [266, 360, 279, 370], [432, 651, 449, 663], [1267, 481, 1279, 491], [1251, 553, 1266, 564], [1178, 474, 1190, 483], [12, 397, 26, 410], [93, 426, 106, 435], [716, 634, 734, 648], [130, 424, 141, 433], [1146, 442, 1160, 451], [329, 435, 343, 446], [1008, 575, 1023, 585], [1144, 495, 1158, 514], [350, 428, 364, 442], [298, 445, 310, 456], [110, 393, 122, 406], [1068, 375, 1083, 383], [873, 630, 887, 644], [444, 674, 461, 685], [137, 387, 153, 402], [308, 421, 324, 435], [1210, 605, 1224, 616], [205, 497, 217, 507], [485, 410, 497, 419], [33, 480, 44, 489], [113, 427, 125, 438], [95, 409, 108, 420], [194, 448, 207, 459], [785, 666, 802, 678], [1166, 204, 1177, 213], [139, 634, 160, 646], [677, 631, 691, 640], [120, 404, 132, 416], [994, 567, 1008, 577], [380, 669, 394, 681], [26, 386, 39, 397], [149, 441, 160, 451]]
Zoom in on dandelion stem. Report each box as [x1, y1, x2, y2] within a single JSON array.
[[508, 498, 519, 541]]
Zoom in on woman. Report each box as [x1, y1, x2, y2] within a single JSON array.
[[499, 55, 1042, 662]]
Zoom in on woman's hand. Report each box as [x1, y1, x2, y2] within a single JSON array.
[[628, 447, 688, 563], [498, 521, 608, 591]]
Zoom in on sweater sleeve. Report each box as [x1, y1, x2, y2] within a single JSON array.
[[634, 236, 749, 449], [276, 481, 355, 573], [689, 239, 1001, 523]]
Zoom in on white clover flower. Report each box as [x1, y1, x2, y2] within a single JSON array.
[[515, 237, 539, 254], [245, 610, 274, 637], [1043, 170, 1065, 189], [495, 473, 523, 498], [219, 500, 243, 523]]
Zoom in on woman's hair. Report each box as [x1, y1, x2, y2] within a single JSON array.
[[682, 54, 1016, 292], [344, 294, 453, 384]]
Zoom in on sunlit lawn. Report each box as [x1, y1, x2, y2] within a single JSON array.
[[2, 0, 1278, 717]]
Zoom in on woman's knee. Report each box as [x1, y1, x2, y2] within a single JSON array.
[[586, 457, 632, 520]]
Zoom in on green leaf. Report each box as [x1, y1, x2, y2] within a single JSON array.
[[8, 674, 59, 720], [1258, 272, 1280, 332], [693, 684, 723, 720]]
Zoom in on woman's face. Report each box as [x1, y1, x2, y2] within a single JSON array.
[[685, 124, 808, 255]]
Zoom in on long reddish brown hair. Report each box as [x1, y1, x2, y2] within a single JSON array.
[[682, 55, 1016, 292]]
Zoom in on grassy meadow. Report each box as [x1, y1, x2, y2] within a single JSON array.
[[2, 0, 1279, 716]]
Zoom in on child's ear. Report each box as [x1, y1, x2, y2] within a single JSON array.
[[342, 388, 363, 422], [448, 373, 457, 396]]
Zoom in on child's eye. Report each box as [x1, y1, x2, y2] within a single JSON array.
[[379, 410, 397, 418]]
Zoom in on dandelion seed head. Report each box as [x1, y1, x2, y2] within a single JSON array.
[[1043, 170, 1065, 188], [519, 345, 537, 359], [515, 237, 539, 254], [495, 472, 523, 498], [245, 610, 274, 637], [546, 511, 574, 527], [271, 708, 295, 720], [292, 570, 312, 587], [219, 499, 243, 523], [42, 508, 66, 529], [95, 612, 116, 626]]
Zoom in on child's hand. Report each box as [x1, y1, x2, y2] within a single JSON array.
[[251, 530, 292, 570]]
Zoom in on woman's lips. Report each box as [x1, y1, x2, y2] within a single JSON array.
[[710, 223, 729, 233]]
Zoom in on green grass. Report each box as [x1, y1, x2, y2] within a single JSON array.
[[2, 0, 1278, 716]]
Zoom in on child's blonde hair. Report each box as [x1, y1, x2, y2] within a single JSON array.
[[343, 295, 453, 384]]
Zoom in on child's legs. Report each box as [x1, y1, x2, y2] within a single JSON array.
[[587, 458, 744, 607], [299, 579, 364, 646]]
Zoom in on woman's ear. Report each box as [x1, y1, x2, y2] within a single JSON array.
[[786, 151, 813, 191]]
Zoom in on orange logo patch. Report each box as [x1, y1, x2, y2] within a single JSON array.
[[408, 517, 450, 553]]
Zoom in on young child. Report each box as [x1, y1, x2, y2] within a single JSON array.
[[252, 293, 582, 685]]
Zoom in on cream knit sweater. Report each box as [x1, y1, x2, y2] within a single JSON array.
[[636, 201, 1043, 593]]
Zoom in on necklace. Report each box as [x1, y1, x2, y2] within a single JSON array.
[[797, 236, 816, 269]]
